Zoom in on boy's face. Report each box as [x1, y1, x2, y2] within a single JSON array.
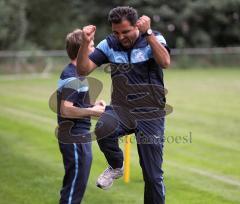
[[111, 20, 139, 49]]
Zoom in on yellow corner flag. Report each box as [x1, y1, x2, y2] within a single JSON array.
[[124, 135, 131, 183]]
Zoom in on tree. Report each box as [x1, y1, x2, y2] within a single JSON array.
[[0, 0, 28, 50]]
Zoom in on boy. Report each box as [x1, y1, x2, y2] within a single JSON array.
[[57, 29, 105, 204]]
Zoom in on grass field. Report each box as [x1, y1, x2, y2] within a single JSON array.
[[0, 68, 240, 204]]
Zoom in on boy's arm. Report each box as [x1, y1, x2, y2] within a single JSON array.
[[60, 100, 105, 118], [59, 79, 105, 118]]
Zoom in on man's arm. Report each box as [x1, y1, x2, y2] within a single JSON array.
[[60, 100, 105, 118], [136, 15, 170, 68], [76, 25, 98, 76], [146, 34, 170, 68]]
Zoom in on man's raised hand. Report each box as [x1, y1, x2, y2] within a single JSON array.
[[136, 15, 151, 33], [82, 25, 96, 43]]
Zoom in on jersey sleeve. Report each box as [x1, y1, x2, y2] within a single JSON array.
[[89, 39, 110, 66], [58, 77, 79, 103], [148, 33, 171, 58], [156, 34, 171, 54]]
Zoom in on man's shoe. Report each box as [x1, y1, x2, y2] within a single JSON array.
[[96, 166, 124, 190]]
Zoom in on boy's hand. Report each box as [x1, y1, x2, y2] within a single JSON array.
[[95, 100, 106, 107], [136, 15, 151, 33], [90, 104, 105, 117], [82, 25, 96, 43]]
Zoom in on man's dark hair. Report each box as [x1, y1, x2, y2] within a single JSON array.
[[108, 6, 138, 25], [65, 29, 82, 60]]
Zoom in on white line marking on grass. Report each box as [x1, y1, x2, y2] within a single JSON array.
[[2, 107, 56, 126], [0, 73, 52, 81], [167, 161, 240, 187]]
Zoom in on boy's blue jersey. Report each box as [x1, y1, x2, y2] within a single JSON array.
[[57, 63, 91, 133]]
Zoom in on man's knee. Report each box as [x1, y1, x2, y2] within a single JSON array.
[[95, 112, 119, 140]]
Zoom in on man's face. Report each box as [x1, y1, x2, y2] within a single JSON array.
[[112, 20, 139, 49]]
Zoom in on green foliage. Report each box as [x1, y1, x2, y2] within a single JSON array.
[[0, 0, 240, 49], [0, 0, 27, 49]]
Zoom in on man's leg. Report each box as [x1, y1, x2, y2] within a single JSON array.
[[95, 106, 133, 169], [95, 106, 133, 189], [59, 142, 92, 204], [136, 117, 165, 204]]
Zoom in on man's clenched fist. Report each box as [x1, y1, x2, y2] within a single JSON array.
[[136, 15, 151, 33], [82, 25, 96, 43]]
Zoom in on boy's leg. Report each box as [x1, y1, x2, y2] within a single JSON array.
[[59, 142, 92, 204], [136, 117, 165, 204]]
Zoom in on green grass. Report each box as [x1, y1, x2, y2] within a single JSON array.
[[0, 68, 240, 204]]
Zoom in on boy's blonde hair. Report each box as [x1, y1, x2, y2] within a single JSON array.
[[65, 29, 82, 60]]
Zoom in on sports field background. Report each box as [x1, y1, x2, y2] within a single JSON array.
[[0, 67, 240, 204]]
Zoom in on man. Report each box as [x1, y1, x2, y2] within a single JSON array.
[[57, 29, 105, 204], [77, 6, 170, 204]]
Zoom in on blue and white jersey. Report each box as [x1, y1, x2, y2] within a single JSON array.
[[57, 63, 91, 133], [89, 31, 170, 84], [89, 32, 170, 105]]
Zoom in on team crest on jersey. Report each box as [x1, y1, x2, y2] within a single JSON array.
[[131, 49, 148, 62]]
